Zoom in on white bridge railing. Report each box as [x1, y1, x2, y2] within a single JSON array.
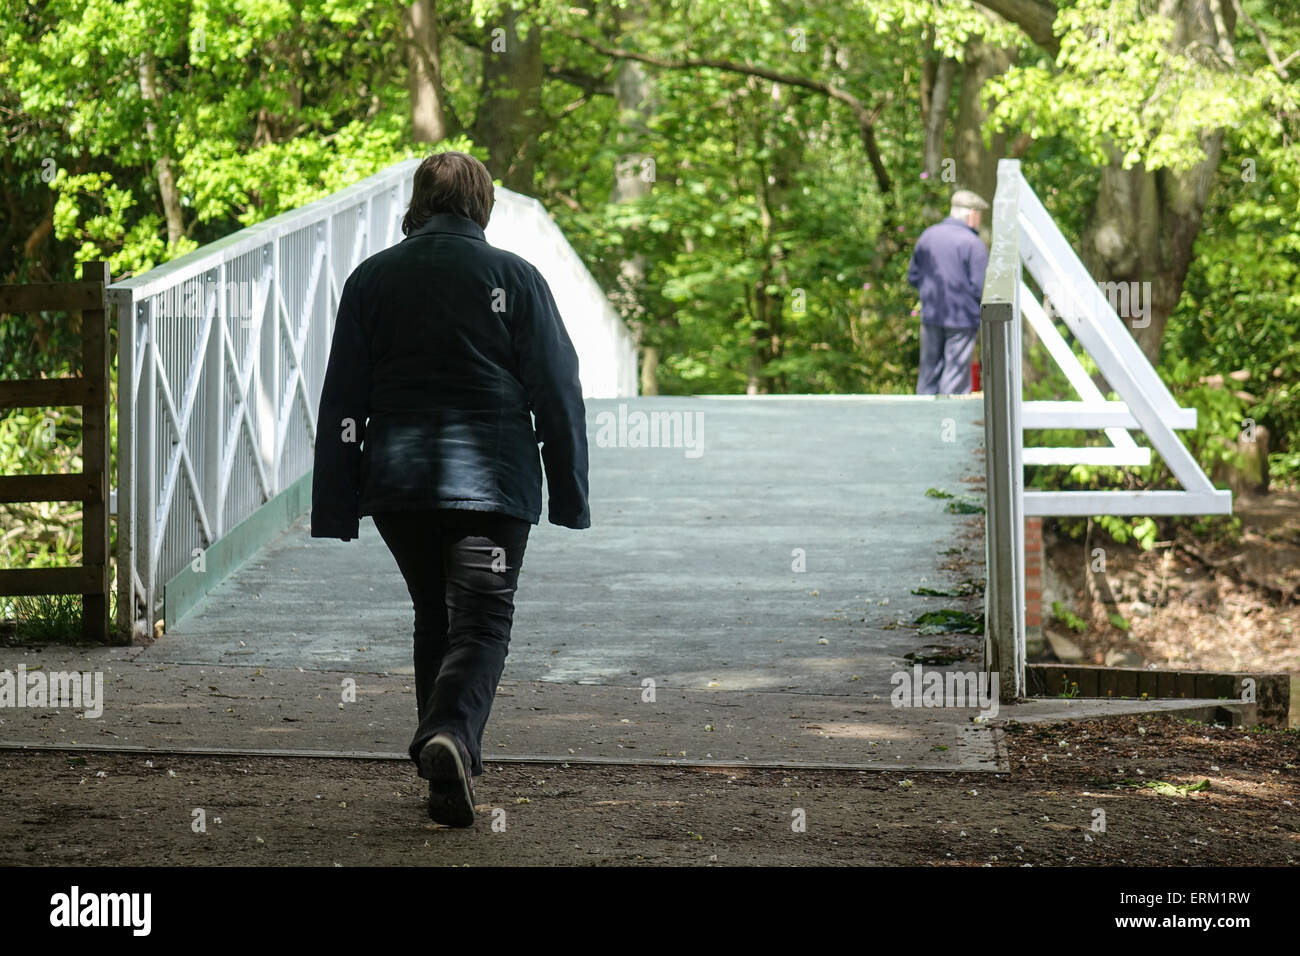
[[980, 158, 1231, 700], [110, 159, 637, 638]]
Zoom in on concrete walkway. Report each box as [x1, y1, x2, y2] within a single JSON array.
[[149, 397, 991, 689], [7, 397, 1019, 770], [138, 396, 995, 767], [0, 398, 1250, 770]]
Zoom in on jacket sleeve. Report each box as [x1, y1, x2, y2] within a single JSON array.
[[906, 235, 924, 289], [511, 266, 590, 529], [310, 274, 370, 540], [967, 236, 990, 301]]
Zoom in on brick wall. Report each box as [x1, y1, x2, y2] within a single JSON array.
[[1025, 515, 1043, 652]]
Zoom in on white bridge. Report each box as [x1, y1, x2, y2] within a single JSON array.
[[108, 159, 637, 639], [104, 153, 1230, 704]]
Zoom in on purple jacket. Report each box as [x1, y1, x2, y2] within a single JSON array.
[[906, 217, 988, 330]]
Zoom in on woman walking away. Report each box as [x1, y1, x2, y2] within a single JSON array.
[[310, 151, 590, 827]]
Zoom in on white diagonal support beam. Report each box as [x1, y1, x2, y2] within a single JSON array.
[[1017, 181, 1192, 428], [272, 226, 325, 468], [1016, 198, 1219, 496], [149, 293, 216, 575]]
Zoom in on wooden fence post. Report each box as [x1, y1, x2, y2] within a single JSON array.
[[81, 261, 112, 642], [0, 261, 114, 642]]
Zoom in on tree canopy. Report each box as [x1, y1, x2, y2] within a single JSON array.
[[2, 0, 1298, 532]]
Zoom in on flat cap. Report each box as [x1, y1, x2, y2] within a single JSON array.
[[951, 189, 990, 210]]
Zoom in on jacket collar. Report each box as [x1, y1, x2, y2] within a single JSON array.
[[943, 216, 978, 235], [406, 213, 487, 242]]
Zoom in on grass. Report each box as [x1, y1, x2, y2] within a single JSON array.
[[0, 590, 117, 645]]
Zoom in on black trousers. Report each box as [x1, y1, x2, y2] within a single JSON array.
[[373, 509, 530, 777]]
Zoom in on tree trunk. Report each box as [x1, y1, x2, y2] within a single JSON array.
[[1078, 3, 1234, 366], [138, 51, 184, 248], [472, 7, 544, 192], [923, 56, 957, 180], [747, 80, 802, 394], [640, 345, 660, 395], [403, 0, 451, 143], [1081, 144, 1225, 365], [22, 216, 53, 261], [973, 0, 1237, 366], [921, 50, 958, 223], [953, 33, 1015, 209], [610, 0, 659, 394]]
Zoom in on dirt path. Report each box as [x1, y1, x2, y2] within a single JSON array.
[[2, 714, 1295, 866]]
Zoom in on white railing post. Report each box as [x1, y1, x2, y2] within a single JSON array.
[[111, 288, 135, 640], [982, 158, 1027, 702], [318, 212, 333, 420], [139, 300, 159, 632], [204, 265, 225, 540], [266, 235, 280, 495]]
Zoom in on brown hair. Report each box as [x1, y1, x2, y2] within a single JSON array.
[[401, 151, 496, 234]]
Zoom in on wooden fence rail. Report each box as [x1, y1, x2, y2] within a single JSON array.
[[0, 261, 112, 642]]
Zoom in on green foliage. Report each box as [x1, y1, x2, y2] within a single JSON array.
[[4, 0, 420, 279], [1051, 600, 1089, 633], [5, 0, 1294, 407], [1143, 778, 1210, 796], [2, 594, 83, 643], [1, 0, 1298, 574], [0, 407, 86, 571], [987, 0, 1295, 172], [913, 608, 983, 635], [548, 0, 997, 394], [1168, 136, 1300, 487]]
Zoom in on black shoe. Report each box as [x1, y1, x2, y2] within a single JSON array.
[[419, 732, 476, 827]]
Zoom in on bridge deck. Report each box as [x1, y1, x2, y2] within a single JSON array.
[[133, 396, 996, 769]]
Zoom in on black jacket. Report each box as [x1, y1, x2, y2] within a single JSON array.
[[310, 212, 590, 539]]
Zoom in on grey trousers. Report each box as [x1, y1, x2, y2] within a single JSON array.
[[917, 323, 978, 395]]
